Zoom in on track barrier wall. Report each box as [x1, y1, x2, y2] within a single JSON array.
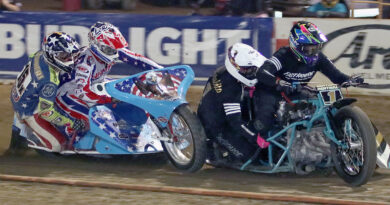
[[0, 11, 390, 94]]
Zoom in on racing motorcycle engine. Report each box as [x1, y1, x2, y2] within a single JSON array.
[[277, 101, 332, 175], [288, 127, 332, 175]]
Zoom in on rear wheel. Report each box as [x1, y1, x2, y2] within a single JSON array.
[[161, 105, 207, 172], [331, 106, 376, 186]]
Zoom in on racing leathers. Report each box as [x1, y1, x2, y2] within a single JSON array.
[[197, 66, 258, 162], [253, 46, 350, 134], [10, 51, 79, 152], [56, 47, 163, 122]]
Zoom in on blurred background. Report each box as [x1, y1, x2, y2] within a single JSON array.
[[3, 0, 390, 18]]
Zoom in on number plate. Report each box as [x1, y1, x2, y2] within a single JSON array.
[[319, 89, 343, 105]]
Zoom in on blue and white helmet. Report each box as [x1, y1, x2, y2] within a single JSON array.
[[42, 32, 80, 73]]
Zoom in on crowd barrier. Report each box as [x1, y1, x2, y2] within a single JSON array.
[[0, 11, 272, 85]]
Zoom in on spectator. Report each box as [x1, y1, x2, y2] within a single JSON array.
[[212, 0, 264, 16], [0, 0, 21, 11], [304, 0, 348, 18]]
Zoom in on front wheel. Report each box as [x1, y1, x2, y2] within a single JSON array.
[[331, 106, 377, 186], [161, 105, 207, 172]]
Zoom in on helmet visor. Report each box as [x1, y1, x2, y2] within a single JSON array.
[[54, 51, 78, 69], [239, 66, 258, 79], [301, 44, 322, 56], [99, 44, 117, 56], [55, 51, 73, 63]]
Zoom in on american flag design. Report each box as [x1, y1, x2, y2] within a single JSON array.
[[114, 68, 187, 99], [91, 107, 143, 151]]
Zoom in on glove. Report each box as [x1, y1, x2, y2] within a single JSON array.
[[256, 134, 270, 149], [342, 75, 364, 87], [349, 75, 364, 84], [72, 119, 88, 132], [276, 79, 301, 95]]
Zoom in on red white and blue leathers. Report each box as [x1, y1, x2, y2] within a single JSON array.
[[11, 51, 79, 152], [56, 47, 163, 122]]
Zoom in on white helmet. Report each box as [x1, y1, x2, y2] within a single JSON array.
[[225, 43, 267, 87]]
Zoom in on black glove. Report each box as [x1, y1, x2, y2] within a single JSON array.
[[350, 75, 364, 84], [275, 79, 301, 95], [342, 75, 364, 87], [72, 119, 87, 132]]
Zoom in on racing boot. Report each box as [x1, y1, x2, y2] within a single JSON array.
[[4, 129, 28, 156], [205, 140, 231, 167]]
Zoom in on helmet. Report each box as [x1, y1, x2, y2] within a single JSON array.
[[145, 72, 159, 85], [225, 43, 267, 87], [289, 21, 328, 65], [321, 0, 339, 8], [88, 22, 128, 64], [42, 32, 80, 73]]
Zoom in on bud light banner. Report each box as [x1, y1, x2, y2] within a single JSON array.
[[0, 11, 273, 84]]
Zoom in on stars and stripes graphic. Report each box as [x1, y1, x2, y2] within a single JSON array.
[[115, 69, 186, 98], [223, 103, 241, 115], [91, 108, 142, 149]]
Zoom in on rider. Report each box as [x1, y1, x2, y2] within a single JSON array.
[[57, 22, 163, 124], [9, 32, 84, 153], [197, 43, 270, 164], [253, 21, 364, 135]]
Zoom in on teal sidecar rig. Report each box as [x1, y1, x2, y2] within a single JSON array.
[[216, 84, 382, 186]]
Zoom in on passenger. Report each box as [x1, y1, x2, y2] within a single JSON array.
[[9, 32, 84, 153], [197, 43, 269, 164], [56, 22, 162, 128]]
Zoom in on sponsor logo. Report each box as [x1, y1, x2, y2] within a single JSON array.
[[78, 66, 89, 73], [40, 110, 53, 117], [283, 71, 315, 81], [11, 86, 20, 102], [324, 24, 390, 81], [212, 76, 222, 93], [0, 23, 252, 69], [93, 65, 111, 80], [41, 83, 56, 98]]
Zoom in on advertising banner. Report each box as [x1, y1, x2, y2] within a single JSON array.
[[274, 18, 390, 95], [0, 12, 273, 84]]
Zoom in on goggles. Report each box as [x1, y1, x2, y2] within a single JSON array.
[[99, 44, 117, 56], [300, 44, 322, 56]]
